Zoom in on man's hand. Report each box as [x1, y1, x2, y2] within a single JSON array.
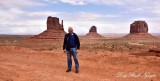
[[76, 47, 80, 50], [76, 50, 79, 54], [63, 50, 66, 53]]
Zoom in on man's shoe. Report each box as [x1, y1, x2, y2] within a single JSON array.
[[75, 69, 79, 73], [66, 69, 71, 72]]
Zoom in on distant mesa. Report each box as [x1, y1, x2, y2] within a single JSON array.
[[89, 26, 97, 32], [86, 26, 104, 38], [130, 20, 148, 34], [124, 20, 156, 40], [31, 16, 65, 40]]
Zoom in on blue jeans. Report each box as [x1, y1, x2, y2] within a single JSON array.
[[66, 48, 79, 70]]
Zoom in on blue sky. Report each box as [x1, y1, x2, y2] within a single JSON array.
[[0, 0, 160, 35]]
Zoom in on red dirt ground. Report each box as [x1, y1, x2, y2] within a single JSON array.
[[0, 45, 159, 81]]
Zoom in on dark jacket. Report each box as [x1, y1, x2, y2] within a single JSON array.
[[63, 33, 80, 50]]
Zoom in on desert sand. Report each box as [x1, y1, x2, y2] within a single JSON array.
[[0, 35, 160, 81]]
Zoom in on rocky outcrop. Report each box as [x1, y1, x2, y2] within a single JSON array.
[[47, 16, 64, 30], [130, 21, 148, 34], [86, 26, 104, 38], [89, 26, 97, 32], [123, 20, 156, 40], [29, 16, 65, 41]]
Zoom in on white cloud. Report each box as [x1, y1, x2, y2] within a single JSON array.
[[60, 0, 86, 5], [48, 0, 160, 14], [0, 0, 45, 9], [48, 0, 125, 5], [47, 0, 86, 5], [47, 0, 160, 6], [62, 12, 128, 34], [0, 8, 47, 35], [27, 11, 61, 17], [64, 20, 130, 34], [62, 12, 121, 21], [8, 8, 24, 14], [0, 0, 160, 34]]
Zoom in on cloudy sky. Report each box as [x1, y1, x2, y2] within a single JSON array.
[[0, 0, 160, 35]]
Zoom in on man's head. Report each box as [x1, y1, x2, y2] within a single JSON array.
[[68, 27, 73, 34]]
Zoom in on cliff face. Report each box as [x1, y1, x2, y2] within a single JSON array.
[[130, 21, 148, 34], [47, 16, 64, 30]]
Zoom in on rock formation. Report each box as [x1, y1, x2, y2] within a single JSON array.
[[130, 21, 148, 34], [86, 26, 103, 38], [124, 20, 156, 40], [89, 26, 97, 32], [30, 16, 66, 41], [47, 16, 64, 30]]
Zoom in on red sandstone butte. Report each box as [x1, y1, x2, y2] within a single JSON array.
[[32, 16, 66, 39], [124, 20, 156, 40], [86, 26, 104, 38], [130, 20, 148, 34]]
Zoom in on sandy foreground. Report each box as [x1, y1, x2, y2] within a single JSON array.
[[0, 36, 160, 81]]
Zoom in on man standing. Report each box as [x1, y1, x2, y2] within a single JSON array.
[[63, 27, 80, 73]]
